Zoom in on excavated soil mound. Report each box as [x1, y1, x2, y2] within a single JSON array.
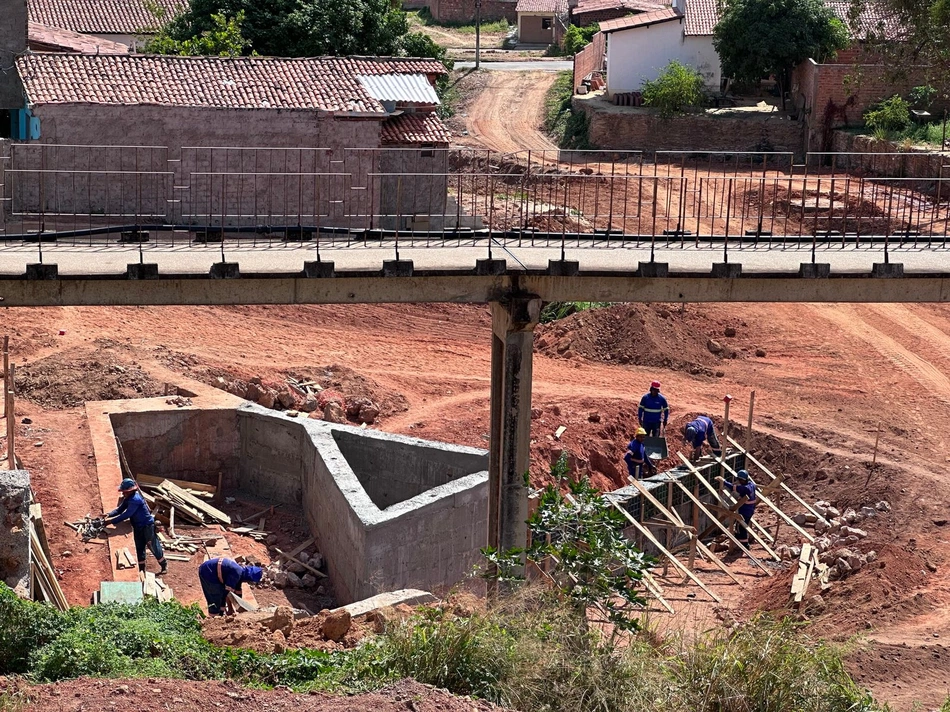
[[201, 607, 378, 654], [535, 303, 763, 373], [20, 678, 509, 712], [14, 342, 163, 408]]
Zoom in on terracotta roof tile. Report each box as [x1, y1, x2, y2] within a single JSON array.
[[600, 6, 680, 32], [16, 54, 447, 114], [516, 0, 568, 14], [27, 0, 186, 34], [683, 0, 717, 35], [381, 112, 451, 144], [572, 0, 665, 17], [684, 0, 901, 37], [28, 21, 131, 53]]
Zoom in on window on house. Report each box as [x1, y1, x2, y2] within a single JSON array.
[[420, 143, 435, 158], [0, 110, 10, 139], [542, 18, 552, 29]]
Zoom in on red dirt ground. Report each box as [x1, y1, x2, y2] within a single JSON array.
[[4, 301, 950, 710]]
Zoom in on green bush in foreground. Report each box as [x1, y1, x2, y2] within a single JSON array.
[[864, 95, 912, 133], [0, 580, 881, 712], [642, 61, 707, 119]]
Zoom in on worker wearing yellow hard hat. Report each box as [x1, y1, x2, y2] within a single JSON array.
[[623, 427, 656, 481]]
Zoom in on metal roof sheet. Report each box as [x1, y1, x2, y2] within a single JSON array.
[[357, 73, 440, 106]]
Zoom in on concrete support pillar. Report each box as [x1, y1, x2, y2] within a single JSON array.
[[488, 296, 541, 562]]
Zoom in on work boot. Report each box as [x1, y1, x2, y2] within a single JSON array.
[[158, 561, 168, 576]]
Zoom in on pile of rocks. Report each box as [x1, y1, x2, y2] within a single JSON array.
[[265, 548, 327, 592], [214, 376, 380, 425], [775, 499, 890, 582]]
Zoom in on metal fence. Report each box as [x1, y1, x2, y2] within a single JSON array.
[[1, 145, 947, 244]]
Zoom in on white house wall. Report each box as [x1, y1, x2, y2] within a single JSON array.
[[605, 21, 721, 95]]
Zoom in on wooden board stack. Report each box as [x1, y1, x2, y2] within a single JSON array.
[[29, 503, 69, 611]]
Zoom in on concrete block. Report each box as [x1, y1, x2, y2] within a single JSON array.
[[872, 262, 904, 278], [209, 262, 240, 279], [547, 259, 580, 276], [711, 263, 742, 278], [126, 263, 159, 280], [119, 230, 150, 244], [303, 261, 335, 278], [475, 258, 506, 276], [24, 263, 58, 280], [383, 260, 414, 277], [637, 261, 669, 278], [799, 263, 830, 278]]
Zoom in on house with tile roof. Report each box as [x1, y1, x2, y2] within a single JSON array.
[[598, 1, 721, 95], [9, 54, 453, 229], [516, 0, 569, 45], [27, 0, 186, 48]]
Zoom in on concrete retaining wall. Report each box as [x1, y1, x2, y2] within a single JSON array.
[[0, 471, 31, 596], [111, 408, 240, 487]]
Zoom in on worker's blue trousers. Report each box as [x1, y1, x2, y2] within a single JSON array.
[[199, 576, 227, 616]]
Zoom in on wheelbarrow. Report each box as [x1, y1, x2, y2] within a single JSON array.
[[643, 434, 669, 463]]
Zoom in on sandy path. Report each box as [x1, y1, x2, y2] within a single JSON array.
[[464, 70, 559, 154]]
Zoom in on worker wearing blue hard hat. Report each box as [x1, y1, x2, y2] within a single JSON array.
[[715, 469, 759, 549], [198, 557, 264, 616], [105, 478, 167, 575], [683, 415, 722, 460]]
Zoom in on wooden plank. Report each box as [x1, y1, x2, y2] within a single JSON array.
[[727, 436, 829, 525], [29, 503, 52, 561], [115, 436, 133, 481], [122, 548, 136, 567], [240, 504, 277, 524], [169, 506, 176, 539], [286, 537, 316, 560], [674, 455, 773, 576], [158, 481, 231, 525], [163, 553, 192, 561], [605, 496, 721, 602], [274, 547, 327, 578], [716, 456, 815, 545], [677, 454, 781, 562], [640, 570, 675, 614], [30, 527, 68, 610], [137, 473, 217, 494], [258, 517, 266, 532]]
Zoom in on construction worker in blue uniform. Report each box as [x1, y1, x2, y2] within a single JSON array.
[[198, 557, 264, 616], [715, 469, 758, 548], [623, 427, 657, 480], [683, 415, 722, 460], [105, 478, 167, 575], [638, 380, 669, 437]]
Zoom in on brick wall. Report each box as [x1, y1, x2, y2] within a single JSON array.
[[829, 132, 948, 179], [573, 31, 605, 90], [791, 57, 950, 152], [429, 0, 517, 23], [576, 97, 805, 155]]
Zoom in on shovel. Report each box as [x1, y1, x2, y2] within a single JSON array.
[[226, 591, 258, 613]]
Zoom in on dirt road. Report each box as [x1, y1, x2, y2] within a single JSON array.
[[463, 70, 559, 154]]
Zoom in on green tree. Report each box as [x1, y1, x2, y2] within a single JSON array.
[[482, 457, 651, 634], [714, 0, 849, 108], [563, 23, 599, 55], [162, 0, 409, 57], [849, 0, 950, 98], [143, 11, 250, 56], [641, 60, 707, 119]]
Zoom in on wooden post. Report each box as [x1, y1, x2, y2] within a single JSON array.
[[871, 422, 881, 465], [1, 336, 7, 421], [722, 394, 733, 444], [6, 364, 15, 470], [664, 482, 673, 577], [745, 390, 755, 454]]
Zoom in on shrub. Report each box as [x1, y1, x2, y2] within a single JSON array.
[[641, 61, 707, 119], [544, 72, 592, 148], [563, 23, 599, 55], [864, 95, 911, 133], [0, 585, 64, 674]]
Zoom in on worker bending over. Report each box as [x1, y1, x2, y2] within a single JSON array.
[[198, 557, 264, 616], [715, 469, 758, 549], [105, 478, 167, 575], [637, 381, 669, 437], [683, 415, 722, 460], [624, 427, 657, 480]]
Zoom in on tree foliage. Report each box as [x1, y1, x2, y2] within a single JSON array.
[[849, 0, 950, 97], [714, 0, 849, 100], [563, 24, 599, 55], [482, 456, 651, 633], [143, 10, 250, 56], [160, 0, 410, 57], [641, 61, 707, 118]]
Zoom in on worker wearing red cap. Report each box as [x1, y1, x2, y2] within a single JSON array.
[[638, 381, 669, 437]]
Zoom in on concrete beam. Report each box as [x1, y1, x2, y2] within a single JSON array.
[[0, 273, 949, 306], [488, 297, 541, 566]]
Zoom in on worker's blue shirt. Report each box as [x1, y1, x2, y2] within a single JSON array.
[[198, 557, 245, 592], [723, 479, 758, 518], [108, 491, 154, 528], [625, 439, 648, 464], [638, 392, 669, 425], [686, 415, 715, 447]]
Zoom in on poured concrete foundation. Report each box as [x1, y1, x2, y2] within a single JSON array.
[[104, 396, 488, 604]]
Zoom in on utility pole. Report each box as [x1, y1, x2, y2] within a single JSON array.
[[475, 0, 482, 69]]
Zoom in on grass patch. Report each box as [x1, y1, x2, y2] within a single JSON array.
[[540, 301, 609, 323], [543, 71, 592, 149], [863, 120, 948, 148], [410, 9, 511, 34]]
